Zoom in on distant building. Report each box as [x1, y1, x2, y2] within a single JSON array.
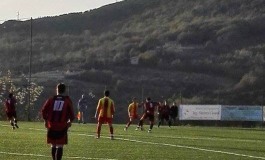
[[130, 56, 139, 65]]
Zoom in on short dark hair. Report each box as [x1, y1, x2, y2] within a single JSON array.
[[8, 93, 13, 98], [104, 90, 110, 97], [57, 83, 66, 94]]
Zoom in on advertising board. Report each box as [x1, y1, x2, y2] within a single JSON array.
[[221, 105, 262, 121], [179, 105, 221, 120]]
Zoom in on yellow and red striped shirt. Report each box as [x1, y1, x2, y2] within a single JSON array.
[[128, 102, 138, 117], [96, 97, 115, 118]]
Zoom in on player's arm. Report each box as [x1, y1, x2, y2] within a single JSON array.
[[41, 98, 51, 128], [128, 105, 131, 117], [67, 98, 75, 128], [77, 100, 80, 111], [94, 110, 98, 119], [14, 97, 17, 105], [111, 101, 115, 118], [94, 100, 101, 119]]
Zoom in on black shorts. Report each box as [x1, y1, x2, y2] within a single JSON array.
[[47, 128, 67, 139], [141, 113, 154, 122], [47, 128, 68, 145], [160, 114, 169, 121], [6, 111, 17, 120]]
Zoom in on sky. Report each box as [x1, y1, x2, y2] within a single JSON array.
[[0, 0, 122, 23]]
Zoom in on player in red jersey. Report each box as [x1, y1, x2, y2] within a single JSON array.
[[136, 97, 156, 133], [124, 97, 140, 131], [157, 102, 163, 126], [41, 83, 75, 160], [94, 90, 115, 140], [158, 100, 171, 128], [169, 102, 178, 125], [5, 93, 19, 130]]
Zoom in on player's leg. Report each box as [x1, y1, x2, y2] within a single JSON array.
[[56, 146, 63, 160], [10, 120, 15, 129], [174, 116, 177, 125], [148, 115, 155, 133], [13, 112, 19, 128], [77, 111, 81, 124], [108, 122, 114, 140], [158, 114, 162, 127], [51, 144, 63, 160], [96, 121, 102, 139], [51, 145, 56, 160], [161, 116, 165, 125], [80, 112, 83, 123], [125, 117, 132, 131], [169, 115, 173, 125], [127, 118, 132, 127], [6, 112, 14, 129], [81, 111, 86, 124], [136, 114, 145, 130], [166, 115, 171, 127], [136, 120, 143, 130]]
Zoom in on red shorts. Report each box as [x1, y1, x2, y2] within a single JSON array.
[[129, 115, 138, 119], [98, 116, 113, 124]]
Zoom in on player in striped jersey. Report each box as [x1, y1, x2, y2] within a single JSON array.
[[124, 97, 140, 131], [94, 90, 115, 140]]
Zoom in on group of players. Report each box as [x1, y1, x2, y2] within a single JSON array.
[[4, 84, 178, 160], [124, 97, 179, 133], [76, 95, 179, 134], [76, 95, 179, 133]]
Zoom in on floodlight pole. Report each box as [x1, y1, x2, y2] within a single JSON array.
[[261, 90, 265, 129], [27, 17, 32, 121], [180, 91, 182, 104]]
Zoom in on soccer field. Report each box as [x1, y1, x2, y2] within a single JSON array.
[[1, 121, 265, 160]]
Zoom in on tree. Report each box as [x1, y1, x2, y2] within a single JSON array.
[[0, 70, 44, 121]]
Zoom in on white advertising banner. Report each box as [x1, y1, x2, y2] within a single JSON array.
[[179, 105, 221, 120]]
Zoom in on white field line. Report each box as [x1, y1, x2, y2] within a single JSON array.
[[0, 151, 117, 160], [1, 124, 263, 143], [1, 124, 265, 159], [0, 152, 49, 158], [115, 133, 264, 143], [117, 137, 265, 160], [0, 124, 116, 160], [76, 133, 265, 160]]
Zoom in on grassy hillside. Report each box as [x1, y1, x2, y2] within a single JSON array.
[[0, 0, 265, 121]]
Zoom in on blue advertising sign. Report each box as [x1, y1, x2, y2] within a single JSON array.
[[221, 105, 263, 121]]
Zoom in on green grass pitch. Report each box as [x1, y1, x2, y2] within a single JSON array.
[[1, 121, 265, 160]]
